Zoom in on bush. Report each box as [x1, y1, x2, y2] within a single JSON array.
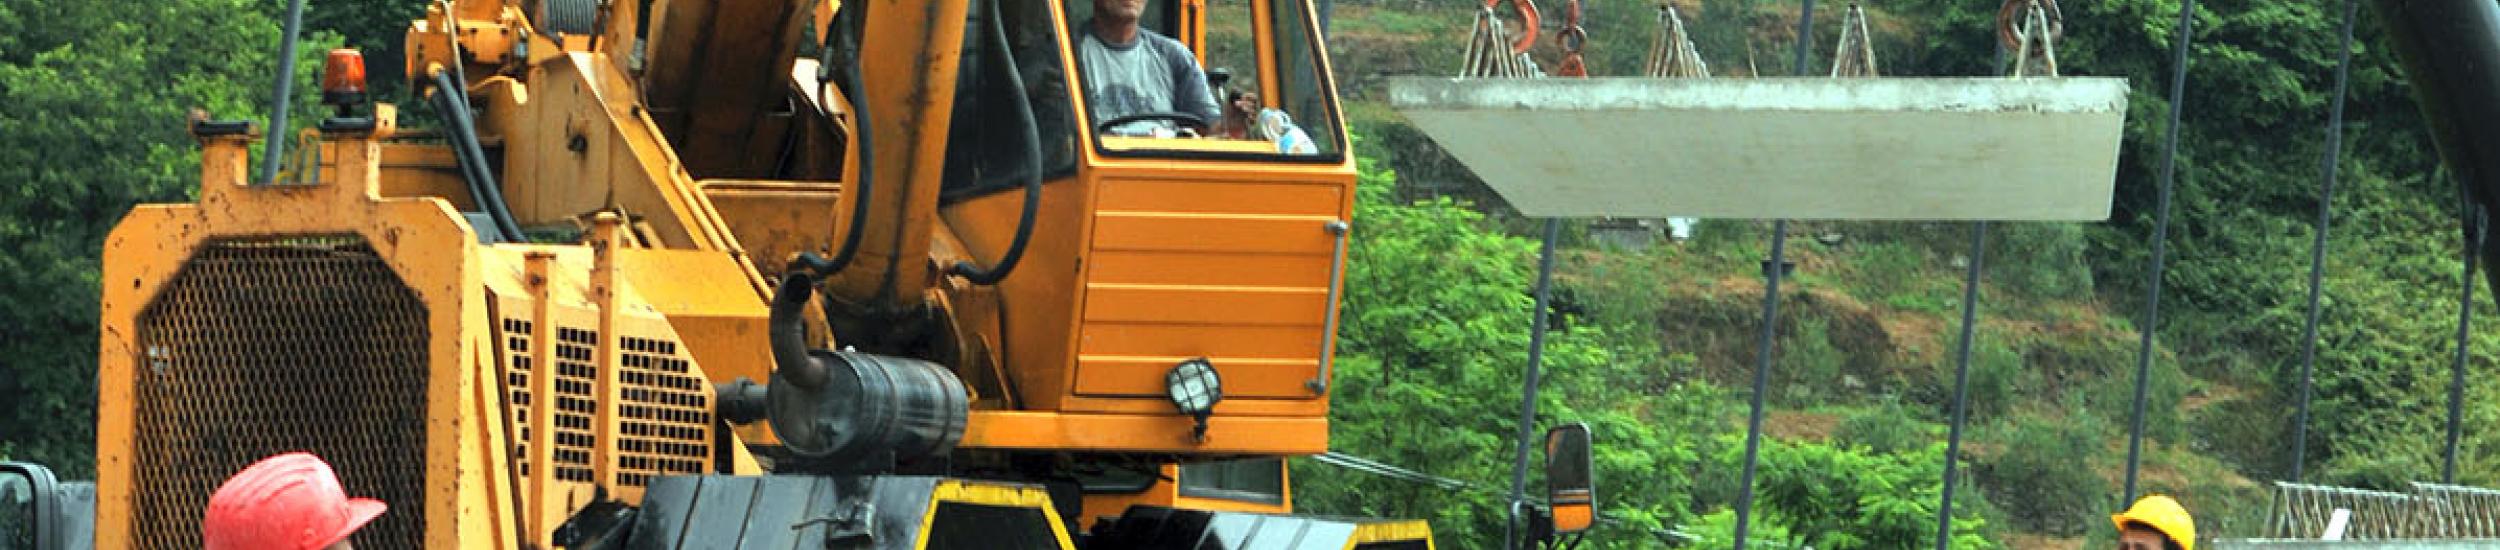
[[1780, 317, 1849, 402], [1988, 223, 2095, 301], [1693, 435, 1998, 549], [1954, 332, 2026, 420], [1835, 402, 1932, 456], [1978, 414, 2110, 535], [2081, 355, 2192, 445]]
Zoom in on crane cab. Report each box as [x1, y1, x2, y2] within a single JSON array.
[[910, 0, 1353, 456]]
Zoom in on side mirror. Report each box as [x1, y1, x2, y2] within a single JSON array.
[[0, 461, 61, 550], [1544, 423, 1596, 534]]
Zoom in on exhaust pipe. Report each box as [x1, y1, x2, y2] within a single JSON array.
[[761, 273, 969, 471], [769, 273, 831, 389]]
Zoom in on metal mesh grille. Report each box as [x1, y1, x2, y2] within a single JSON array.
[[552, 328, 598, 483], [500, 318, 535, 477], [132, 237, 429, 550], [498, 322, 711, 489], [617, 336, 712, 486]]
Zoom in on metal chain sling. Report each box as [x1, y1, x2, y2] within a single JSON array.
[[1831, 3, 1877, 77], [1643, 3, 1708, 78], [1463, 0, 1543, 77]]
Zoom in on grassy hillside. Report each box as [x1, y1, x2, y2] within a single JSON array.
[[1281, 0, 2500, 546]]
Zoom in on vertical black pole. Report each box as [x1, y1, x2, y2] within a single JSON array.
[[1934, 222, 1988, 549], [1732, 234, 1793, 550], [2124, 0, 2196, 505], [260, 0, 311, 184], [2448, 206, 2484, 484], [1734, 4, 1815, 546], [1507, 219, 1563, 550], [2291, 0, 2358, 485]]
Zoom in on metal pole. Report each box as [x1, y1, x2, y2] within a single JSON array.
[[259, 0, 311, 185], [2291, 0, 2357, 485], [2124, 0, 2196, 505], [2448, 206, 2484, 484], [1735, 3, 1814, 546], [1934, 222, 1988, 549], [1507, 218, 1564, 550], [1939, 40, 2019, 550]]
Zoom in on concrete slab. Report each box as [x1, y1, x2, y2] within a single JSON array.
[[1387, 77, 2130, 220]]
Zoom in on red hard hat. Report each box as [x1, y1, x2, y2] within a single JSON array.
[[202, 452, 387, 550]]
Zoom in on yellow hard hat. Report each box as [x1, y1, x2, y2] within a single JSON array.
[[2111, 495, 2195, 550]]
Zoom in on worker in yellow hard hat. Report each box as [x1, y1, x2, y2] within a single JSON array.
[[2112, 494, 2195, 550]]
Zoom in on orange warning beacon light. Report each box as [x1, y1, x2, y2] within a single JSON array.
[[321, 48, 367, 107]]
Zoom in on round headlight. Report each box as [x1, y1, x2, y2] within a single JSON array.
[[1166, 358, 1223, 415]]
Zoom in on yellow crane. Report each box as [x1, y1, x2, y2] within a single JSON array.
[[0, 0, 1604, 547]]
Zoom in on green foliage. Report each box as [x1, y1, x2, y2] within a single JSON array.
[[1295, 139, 1716, 548], [1979, 413, 2111, 535], [1683, 508, 1804, 549], [1945, 329, 2025, 421], [1847, 241, 1953, 315], [1693, 436, 1999, 549], [1835, 402, 1933, 456], [0, 0, 344, 478], [1778, 317, 1847, 402], [1330, 0, 2500, 540], [303, 0, 434, 99], [1989, 223, 2095, 302]]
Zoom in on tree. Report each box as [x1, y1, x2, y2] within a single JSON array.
[[1293, 140, 1723, 547], [0, 0, 340, 475]]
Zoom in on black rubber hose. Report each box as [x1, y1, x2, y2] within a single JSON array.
[[948, 0, 1045, 285], [791, 2, 876, 277], [429, 89, 495, 218], [430, 68, 527, 241], [770, 273, 831, 389]]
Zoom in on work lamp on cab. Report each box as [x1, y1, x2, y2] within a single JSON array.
[[1166, 358, 1223, 440]]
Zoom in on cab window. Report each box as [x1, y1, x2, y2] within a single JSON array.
[[1065, 0, 1343, 160], [939, 0, 1084, 203], [1267, 0, 1341, 154]]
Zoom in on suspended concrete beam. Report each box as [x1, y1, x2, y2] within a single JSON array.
[[1387, 77, 2130, 221]]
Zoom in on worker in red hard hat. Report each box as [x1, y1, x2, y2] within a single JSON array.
[[203, 452, 387, 550]]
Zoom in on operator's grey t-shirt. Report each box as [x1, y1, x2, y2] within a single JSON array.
[[1076, 25, 1221, 135]]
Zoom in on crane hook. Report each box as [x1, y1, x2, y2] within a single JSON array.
[[1485, 0, 1542, 55]]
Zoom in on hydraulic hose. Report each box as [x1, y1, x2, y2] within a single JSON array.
[[948, 0, 1046, 285], [770, 273, 832, 389], [429, 67, 527, 242], [791, 2, 876, 277]]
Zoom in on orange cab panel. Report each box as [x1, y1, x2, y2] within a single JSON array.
[[1074, 176, 1343, 401]]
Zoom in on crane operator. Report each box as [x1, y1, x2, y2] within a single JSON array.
[[1078, 0, 1223, 137]]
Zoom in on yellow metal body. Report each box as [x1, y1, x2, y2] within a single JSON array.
[[922, 479, 1081, 548], [1348, 520, 1438, 549], [90, 0, 1393, 544]]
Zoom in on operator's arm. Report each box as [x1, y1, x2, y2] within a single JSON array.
[[1161, 40, 1223, 125]]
